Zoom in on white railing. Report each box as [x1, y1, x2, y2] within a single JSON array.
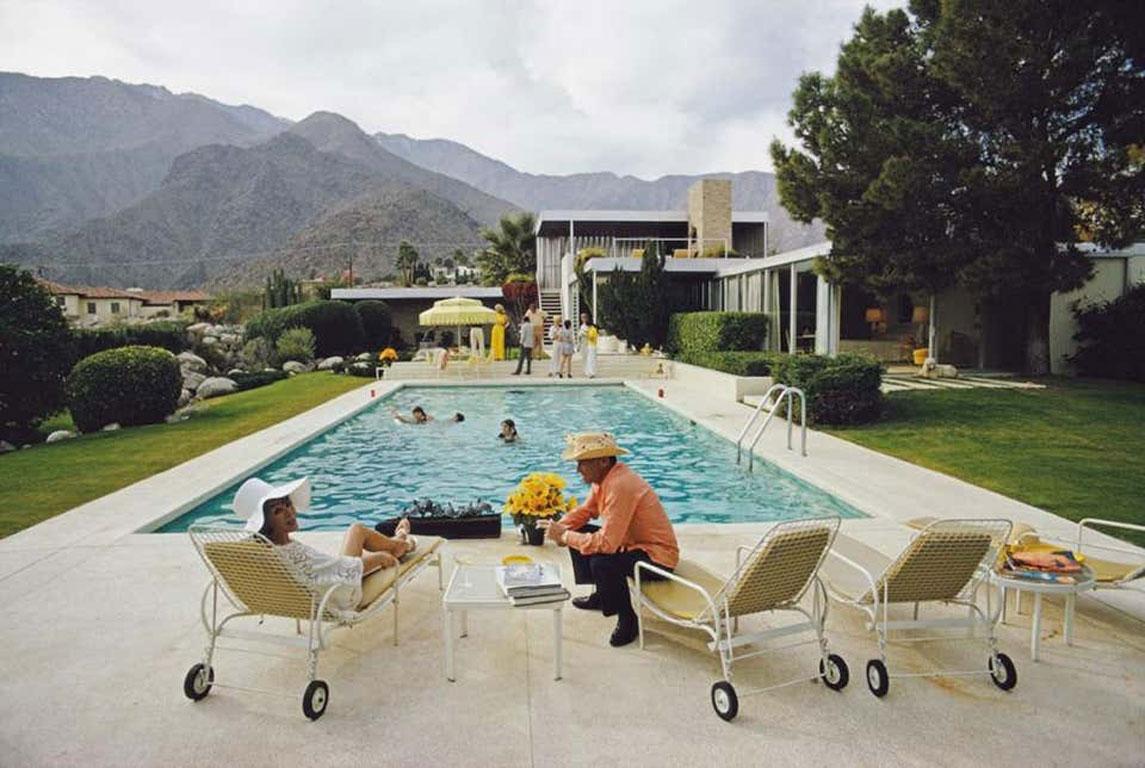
[[734, 384, 807, 469]]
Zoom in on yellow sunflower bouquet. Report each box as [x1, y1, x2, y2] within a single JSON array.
[[504, 472, 577, 543]]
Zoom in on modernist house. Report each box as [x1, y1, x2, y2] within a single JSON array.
[[330, 285, 503, 344], [533, 179, 770, 324], [38, 280, 211, 326]]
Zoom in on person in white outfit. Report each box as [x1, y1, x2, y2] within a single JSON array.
[[583, 321, 599, 378], [548, 315, 563, 377]]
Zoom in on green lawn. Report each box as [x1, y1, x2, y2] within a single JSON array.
[[826, 380, 1145, 547], [0, 373, 366, 538]]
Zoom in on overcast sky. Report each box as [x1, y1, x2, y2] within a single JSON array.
[[0, 0, 896, 178]]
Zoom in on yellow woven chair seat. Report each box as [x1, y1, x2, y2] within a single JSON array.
[[1084, 556, 1140, 583], [358, 536, 443, 608], [634, 560, 727, 620]]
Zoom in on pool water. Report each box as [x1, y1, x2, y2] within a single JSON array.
[[157, 385, 863, 531]]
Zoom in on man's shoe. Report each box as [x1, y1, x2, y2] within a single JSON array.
[[609, 616, 639, 647], [572, 593, 602, 611]]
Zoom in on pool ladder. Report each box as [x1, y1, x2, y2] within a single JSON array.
[[735, 384, 807, 470]]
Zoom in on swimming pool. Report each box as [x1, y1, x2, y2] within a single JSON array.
[[158, 385, 863, 531]]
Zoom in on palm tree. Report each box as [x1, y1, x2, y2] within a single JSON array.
[[478, 212, 536, 285], [395, 240, 419, 286]]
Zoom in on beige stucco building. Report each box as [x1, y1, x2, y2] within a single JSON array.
[[38, 280, 210, 326]]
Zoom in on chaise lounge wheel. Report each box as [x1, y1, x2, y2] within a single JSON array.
[[183, 663, 214, 701], [710, 681, 739, 721], [989, 652, 1017, 691], [865, 659, 889, 698], [819, 653, 850, 691], [302, 680, 329, 720]]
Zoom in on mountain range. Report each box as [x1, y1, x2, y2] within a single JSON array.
[[0, 73, 823, 289]]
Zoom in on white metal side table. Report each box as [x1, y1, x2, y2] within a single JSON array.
[[442, 564, 565, 682], [993, 567, 1096, 661]]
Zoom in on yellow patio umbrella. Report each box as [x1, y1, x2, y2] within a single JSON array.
[[418, 296, 498, 352]]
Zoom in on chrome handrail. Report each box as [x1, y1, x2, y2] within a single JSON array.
[[735, 383, 788, 464], [742, 386, 807, 470]]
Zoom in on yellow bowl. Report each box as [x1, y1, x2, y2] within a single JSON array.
[[501, 554, 534, 566]]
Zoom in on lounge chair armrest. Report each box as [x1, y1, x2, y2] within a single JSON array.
[[735, 545, 754, 568], [824, 548, 880, 605], [634, 561, 721, 621], [1077, 518, 1145, 556]]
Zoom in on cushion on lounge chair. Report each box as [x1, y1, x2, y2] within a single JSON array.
[[635, 560, 727, 620], [1084, 556, 1142, 583], [357, 536, 443, 609]]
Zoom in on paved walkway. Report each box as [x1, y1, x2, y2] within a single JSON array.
[[0, 376, 1142, 766]]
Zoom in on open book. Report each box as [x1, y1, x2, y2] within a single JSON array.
[[495, 563, 563, 599]]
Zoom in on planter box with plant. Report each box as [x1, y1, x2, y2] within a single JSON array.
[[375, 499, 501, 539]]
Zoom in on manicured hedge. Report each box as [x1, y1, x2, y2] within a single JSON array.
[[245, 300, 364, 357], [678, 351, 783, 377], [65, 346, 183, 432], [354, 300, 394, 349], [231, 370, 288, 391], [74, 321, 189, 359], [1069, 284, 1145, 381], [771, 353, 883, 426], [667, 312, 768, 355]]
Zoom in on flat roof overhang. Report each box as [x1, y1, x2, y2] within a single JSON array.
[[536, 210, 767, 237]]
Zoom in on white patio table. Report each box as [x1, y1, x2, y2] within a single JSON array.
[[993, 567, 1096, 661]]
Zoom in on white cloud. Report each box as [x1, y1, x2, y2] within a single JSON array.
[[0, 0, 897, 176]]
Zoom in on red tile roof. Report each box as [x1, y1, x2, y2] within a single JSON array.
[[36, 280, 210, 303], [132, 290, 211, 304]]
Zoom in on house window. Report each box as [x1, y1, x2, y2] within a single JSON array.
[[55, 296, 66, 307], [86, 302, 96, 315], [111, 302, 121, 314]]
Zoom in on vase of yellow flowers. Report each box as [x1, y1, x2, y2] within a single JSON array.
[[379, 347, 399, 367], [503, 472, 577, 546]]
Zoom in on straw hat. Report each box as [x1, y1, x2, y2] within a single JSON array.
[[561, 432, 630, 461], [233, 476, 311, 532]]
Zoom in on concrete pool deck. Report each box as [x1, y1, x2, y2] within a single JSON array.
[[1, 376, 1143, 766]]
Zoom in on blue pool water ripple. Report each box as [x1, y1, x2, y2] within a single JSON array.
[[158, 385, 863, 531]]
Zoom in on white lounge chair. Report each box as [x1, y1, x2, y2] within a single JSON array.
[[630, 517, 848, 721], [822, 518, 1016, 697], [182, 524, 444, 720]]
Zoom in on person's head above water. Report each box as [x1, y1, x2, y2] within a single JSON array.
[[499, 418, 518, 441], [412, 406, 428, 423], [452, 412, 465, 422]]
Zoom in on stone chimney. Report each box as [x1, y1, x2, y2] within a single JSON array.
[[687, 179, 732, 256]]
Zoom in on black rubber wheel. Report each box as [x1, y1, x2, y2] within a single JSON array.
[[710, 681, 739, 721], [989, 652, 1017, 691], [819, 653, 850, 691], [182, 663, 213, 701], [302, 680, 329, 720], [865, 659, 889, 698]]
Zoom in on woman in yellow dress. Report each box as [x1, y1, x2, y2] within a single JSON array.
[[490, 303, 508, 360]]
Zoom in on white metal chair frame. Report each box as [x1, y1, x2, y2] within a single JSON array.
[[184, 524, 443, 719], [824, 518, 1015, 697], [632, 517, 847, 720], [1075, 518, 1145, 591]]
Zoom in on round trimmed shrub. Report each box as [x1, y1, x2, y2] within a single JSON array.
[[66, 346, 183, 433]]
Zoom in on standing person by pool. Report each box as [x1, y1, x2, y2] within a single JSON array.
[[540, 432, 678, 647], [524, 302, 545, 360], [548, 315, 563, 377], [490, 304, 508, 361], [558, 319, 576, 378], [512, 316, 534, 375], [583, 321, 599, 379]]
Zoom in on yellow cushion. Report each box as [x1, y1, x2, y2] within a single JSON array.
[[634, 559, 727, 620], [1084, 556, 1140, 583], [357, 536, 442, 609]]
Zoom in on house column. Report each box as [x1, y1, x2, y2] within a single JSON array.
[[789, 266, 797, 354], [592, 271, 598, 323], [815, 275, 833, 355]]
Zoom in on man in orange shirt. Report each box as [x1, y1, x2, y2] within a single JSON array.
[[541, 432, 679, 647]]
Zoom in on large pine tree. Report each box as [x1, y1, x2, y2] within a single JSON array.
[[772, 1, 1143, 373]]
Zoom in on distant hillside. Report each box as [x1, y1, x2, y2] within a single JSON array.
[[290, 113, 514, 226], [213, 188, 484, 289], [0, 73, 288, 242], [376, 132, 826, 252]]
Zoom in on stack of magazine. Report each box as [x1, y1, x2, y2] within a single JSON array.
[[1000, 548, 1085, 585], [495, 563, 570, 607]]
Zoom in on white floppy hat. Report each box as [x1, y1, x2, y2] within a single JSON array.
[[233, 476, 311, 532]]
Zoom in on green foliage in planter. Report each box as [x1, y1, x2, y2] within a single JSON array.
[[354, 300, 394, 349], [74, 320, 189, 359], [1069, 284, 1145, 381], [245, 300, 364, 357], [231, 370, 288, 391], [66, 346, 182, 433], [679, 351, 783, 377], [666, 312, 768, 355], [0, 265, 75, 441], [275, 327, 316, 364], [771, 353, 884, 426]]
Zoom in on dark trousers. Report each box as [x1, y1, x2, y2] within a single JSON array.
[[567, 524, 670, 618], [514, 345, 532, 374]]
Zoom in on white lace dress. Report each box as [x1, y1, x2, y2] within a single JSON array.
[[277, 541, 364, 612]]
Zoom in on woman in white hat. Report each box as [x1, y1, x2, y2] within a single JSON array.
[[233, 477, 416, 611]]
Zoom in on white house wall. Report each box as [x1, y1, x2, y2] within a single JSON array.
[[1049, 257, 1135, 374]]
